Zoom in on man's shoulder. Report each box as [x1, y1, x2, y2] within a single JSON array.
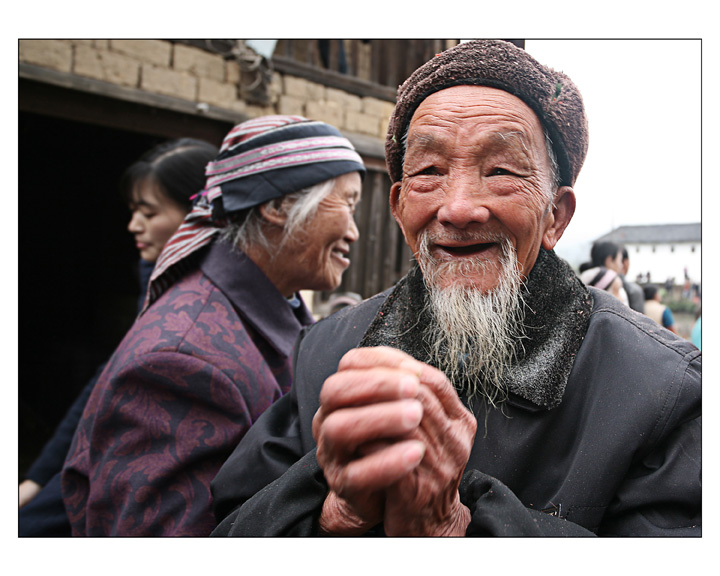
[[575, 287, 700, 452], [587, 288, 691, 352], [583, 287, 700, 392]]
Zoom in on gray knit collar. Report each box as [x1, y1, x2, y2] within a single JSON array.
[[359, 248, 592, 410]]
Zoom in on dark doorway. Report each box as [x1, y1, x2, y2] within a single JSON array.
[[19, 112, 170, 479]]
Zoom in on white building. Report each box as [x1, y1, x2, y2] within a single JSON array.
[[595, 223, 701, 285]]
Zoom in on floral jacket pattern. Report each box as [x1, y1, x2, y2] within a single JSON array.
[[61, 240, 314, 536]]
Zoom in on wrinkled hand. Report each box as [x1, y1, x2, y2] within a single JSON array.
[[312, 346, 476, 536], [382, 353, 476, 536]]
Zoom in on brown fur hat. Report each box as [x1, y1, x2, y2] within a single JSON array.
[[385, 40, 589, 187]]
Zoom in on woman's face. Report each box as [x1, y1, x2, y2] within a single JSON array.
[[127, 181, 188, 263], [285, 172, 362, 293]]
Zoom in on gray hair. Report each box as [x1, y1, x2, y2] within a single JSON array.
[[218, 178, 337, 256]]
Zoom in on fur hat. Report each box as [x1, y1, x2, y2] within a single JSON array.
[[385, 40, 589, 187]]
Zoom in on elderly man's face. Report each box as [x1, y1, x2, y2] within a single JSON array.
[[391, 85, 574, 292]]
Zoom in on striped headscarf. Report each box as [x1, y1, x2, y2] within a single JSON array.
[[142, 115, 366, 312]]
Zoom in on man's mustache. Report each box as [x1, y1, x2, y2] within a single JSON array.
[[420, 230, 510, 248]]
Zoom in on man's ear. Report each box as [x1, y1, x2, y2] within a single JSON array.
[[259, 200, 288, 227], [389, 181, 407, 238], [541, 186, 576, 251]]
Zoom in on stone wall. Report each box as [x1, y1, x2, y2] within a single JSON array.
[[19, 39, 397, 140]]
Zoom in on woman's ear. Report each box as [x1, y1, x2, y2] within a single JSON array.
[[259, 200, 288, 227], [542, 186, 576, 251]]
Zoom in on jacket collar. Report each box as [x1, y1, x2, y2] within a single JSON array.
[[199, 239, 315, 358], [359, 248, 592, 410]]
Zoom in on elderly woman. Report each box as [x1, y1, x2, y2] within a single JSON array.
[[60, 115, 365, 536]]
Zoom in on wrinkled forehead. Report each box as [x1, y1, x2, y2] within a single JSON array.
[[408, 85, 545, 138], [405, 85, 550, 165]]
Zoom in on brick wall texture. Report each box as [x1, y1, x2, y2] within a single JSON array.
[[19, 39, 396, 140]]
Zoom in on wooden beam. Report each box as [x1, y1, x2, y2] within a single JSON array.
[[272, 55, 397, 102]]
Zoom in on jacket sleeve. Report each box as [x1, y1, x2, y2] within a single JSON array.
[[214, 453, 597, 537], [211, 384, 307, 528], [213, 449, 328, 536], [62, 351, 264, 536], [459, 471, 595, 536], [599, 416, 701, 536], [598, 352, 701, 536]]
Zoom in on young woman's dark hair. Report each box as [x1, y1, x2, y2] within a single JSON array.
[[120, 138, 219, 209], [590, 240, 622, 268]]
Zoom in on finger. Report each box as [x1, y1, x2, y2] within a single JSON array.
[[319, 399, 423, 453], [357, 439, 393, 457], [319, 368, 420, 412], [412, 384, 477, 463], [334, 439, 426, 496], [399, 359, 472, 422], [337, 346, 418, 372], [334, 346, 470, 424]]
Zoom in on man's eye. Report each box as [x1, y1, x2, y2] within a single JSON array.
[[490, 167, 516, 176], [413, 166, 441, 176]]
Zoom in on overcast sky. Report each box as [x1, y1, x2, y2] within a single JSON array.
[[520, 39, 701, 265]]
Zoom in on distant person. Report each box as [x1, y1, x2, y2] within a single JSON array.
[[18, 138, 218, 536], [643, 284, 678, 334], [621, 248, 644, 313], [580, 266, 624, 301], [60, 115, 366, 536], [590, 240, 629, 306], [691, 307, 701, 350]]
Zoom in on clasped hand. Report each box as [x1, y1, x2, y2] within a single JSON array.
[[312, 346, 477, 536]]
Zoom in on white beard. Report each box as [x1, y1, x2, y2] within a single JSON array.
[[417, 231, 527, 408]]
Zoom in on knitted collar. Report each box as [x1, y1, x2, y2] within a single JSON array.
[[359, 248, 593, 410]]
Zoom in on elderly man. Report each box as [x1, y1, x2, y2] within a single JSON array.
[[211, 41, 700, 537]]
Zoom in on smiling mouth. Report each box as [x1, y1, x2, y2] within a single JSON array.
[[435, 242, 498, 259], [332, 247, 350, 264]]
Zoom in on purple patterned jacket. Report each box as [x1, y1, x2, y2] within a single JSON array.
[[61, 240, 314, 536]]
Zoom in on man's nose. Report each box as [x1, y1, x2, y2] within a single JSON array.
[[436, 173, 491, 228]]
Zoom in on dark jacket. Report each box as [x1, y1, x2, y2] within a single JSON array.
[[211, 250, 700, 537], [61, 240, 314, 536]]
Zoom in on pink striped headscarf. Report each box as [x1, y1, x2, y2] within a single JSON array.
[[142, 115, 365, 312]]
